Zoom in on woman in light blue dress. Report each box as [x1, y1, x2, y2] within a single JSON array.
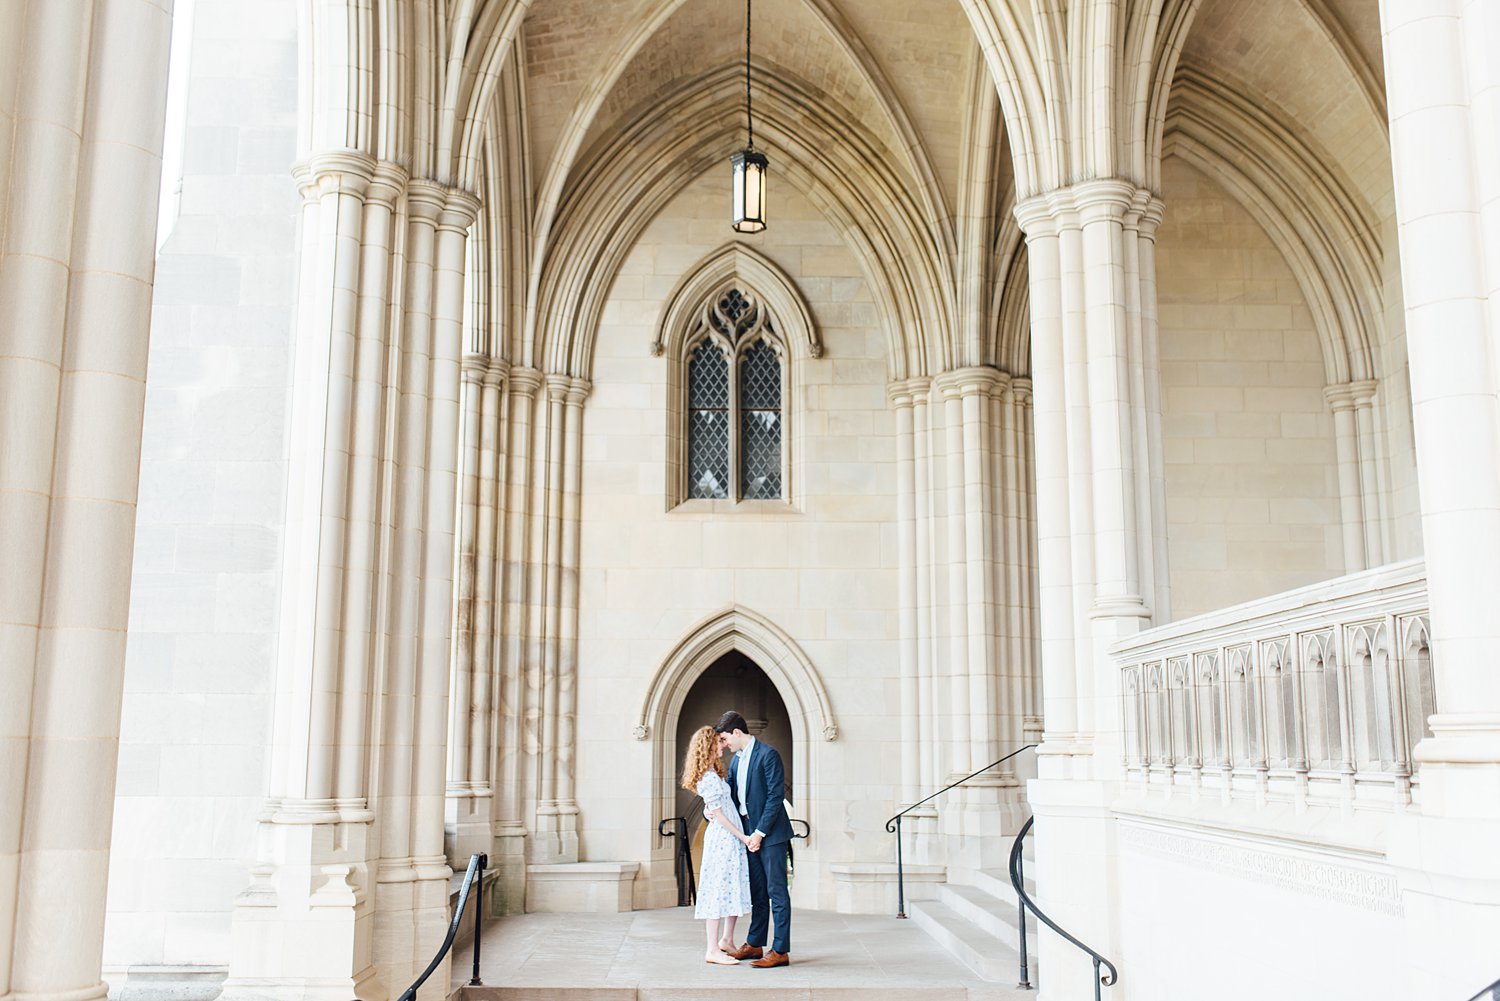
[[681, 725, 753, 964]]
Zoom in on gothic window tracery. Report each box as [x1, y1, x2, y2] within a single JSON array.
[[681, 286, 786, 504]]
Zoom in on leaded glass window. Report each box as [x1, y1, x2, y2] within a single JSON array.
[[740, 339, 781, 499], [687, 342, 729, 499], [679, 286, 787, 504]]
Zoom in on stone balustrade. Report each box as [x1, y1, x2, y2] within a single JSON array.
[[1113, 559, 1434, 810]]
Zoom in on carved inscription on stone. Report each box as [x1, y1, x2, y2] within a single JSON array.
[[1119, 822, 1403, 917]]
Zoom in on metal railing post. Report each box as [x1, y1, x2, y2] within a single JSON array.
[[883, 744, 1037, 923], [894, 815, 906, 919], [469, 853, 486, 986], [1009, 818, 1118, 997], [1016, 846, 1031, 989]]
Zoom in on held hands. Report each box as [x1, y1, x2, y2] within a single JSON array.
[[746, 832, 764, 853]]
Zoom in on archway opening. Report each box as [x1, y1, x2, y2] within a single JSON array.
[[673, 652, 794, 889]]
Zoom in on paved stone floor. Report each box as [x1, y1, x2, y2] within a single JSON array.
[[450, 908, 1037, 1001]]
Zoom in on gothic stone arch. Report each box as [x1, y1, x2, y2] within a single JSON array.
[[635, 605, 837, 905]]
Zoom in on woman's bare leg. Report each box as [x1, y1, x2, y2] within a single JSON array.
[[719, 914, 739, 953]]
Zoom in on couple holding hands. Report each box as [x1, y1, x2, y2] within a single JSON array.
[[679, 710, 793, 968]]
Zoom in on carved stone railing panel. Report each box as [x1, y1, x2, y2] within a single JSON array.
[[1113, 559, 1434, 810]]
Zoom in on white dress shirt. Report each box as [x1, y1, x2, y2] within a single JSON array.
[[736, 737, 764, 837]]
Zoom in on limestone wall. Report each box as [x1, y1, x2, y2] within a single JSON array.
[[575, 172, 899, 909], [1156, 158, 1345, 617]]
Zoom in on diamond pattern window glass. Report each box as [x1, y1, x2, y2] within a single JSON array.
[[739, 339, 781, 499], [687, 342, 729, 499], [677, 286, 789, 506]]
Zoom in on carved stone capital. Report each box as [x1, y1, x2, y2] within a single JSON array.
[[292, 149, 377, 202], [405, 178, 448, 222], [440, 188, 483, 234], [508, 366, 544, 399]]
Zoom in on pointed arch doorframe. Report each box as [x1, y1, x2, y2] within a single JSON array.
[[635, 605, 838, 906]]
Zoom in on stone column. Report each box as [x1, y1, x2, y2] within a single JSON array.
[[408, 187, 479, 1000], [494, 367, 542, 909], [223, 151, 382, 1001], [371, 180, 444, 996], [909, 379, 941, 802], [1349, 379, 1385, 565], [1325, 382, 1370, 571], [1014, 379, 1045, 744], [554, 378, 591, 836], [531, 377, 570, 863], [1014, 180, 1169, 1001], [936, 376, 972, 780], [0, 3, 171, 1001], [1381, 2, 1500, 995], [446, 355, 507, 865], [888, 381, 923, 810], [447, 354, 488, 860]]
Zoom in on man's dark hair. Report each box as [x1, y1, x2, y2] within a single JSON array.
[[715, 710, 749, 735]]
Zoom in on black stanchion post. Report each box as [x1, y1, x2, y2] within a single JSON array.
[[894, 815, 906, 919], [1017, 846, 1031, 989], [470, 853, 486, 986]]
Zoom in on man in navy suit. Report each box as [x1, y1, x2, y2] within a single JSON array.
[[715, 710, 793, 967]]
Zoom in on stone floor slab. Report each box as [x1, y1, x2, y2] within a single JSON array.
[[451, 908, 1037, 1000]]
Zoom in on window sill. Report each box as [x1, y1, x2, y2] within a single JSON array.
[[668, 498, 802, 517]]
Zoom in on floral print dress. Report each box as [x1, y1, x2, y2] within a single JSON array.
[[694, 770, 753, 919]]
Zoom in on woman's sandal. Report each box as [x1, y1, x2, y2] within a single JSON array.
[[705, 952, 740, 966]]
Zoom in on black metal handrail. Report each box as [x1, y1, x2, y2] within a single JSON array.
[[398, 852, 486, 1001], [660, 808, 811, 904], [1465, 976, 1500, 1001], [882, 743, 1036, 918], [1009, 818, 1117, 1000], [658, 815, 698, 906]]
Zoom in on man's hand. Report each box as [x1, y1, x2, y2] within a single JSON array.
[[747, 833, 763, 852]]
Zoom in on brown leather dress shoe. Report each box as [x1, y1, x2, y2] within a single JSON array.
[[726, 944, 763, 961], [751, 949, 790, 968]]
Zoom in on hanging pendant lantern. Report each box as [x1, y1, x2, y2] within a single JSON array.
[[731, 0, 767, 233]]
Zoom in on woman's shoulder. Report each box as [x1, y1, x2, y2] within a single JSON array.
[[696, 769, 724, 791]]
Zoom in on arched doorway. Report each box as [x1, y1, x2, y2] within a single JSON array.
[[673, 652, 795, 888], [636, 605, 837, 909]]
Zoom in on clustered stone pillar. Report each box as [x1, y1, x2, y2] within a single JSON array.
[[222, 156, 479, 1001], [0, 4, 172, 1001], [1014, 179, 1171, 999], [887, 369, 1041, 870], [1324, 379, 1387, 571], [447, 354, 508, 863], [1381, 1, 1500, 994]]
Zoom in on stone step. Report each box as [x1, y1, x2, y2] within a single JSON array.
[[973, 866, 1035, 906], [460, 988, 1031, 1001], [937, 881, 1038, 945], [909, 898, 1035, 987]]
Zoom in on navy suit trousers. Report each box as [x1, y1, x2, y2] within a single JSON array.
[[745, 837, 791, 954]]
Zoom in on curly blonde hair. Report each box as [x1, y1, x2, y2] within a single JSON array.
[[680, 725, 728, 792]]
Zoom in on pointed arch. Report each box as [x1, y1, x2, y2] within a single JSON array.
[[636, 606, 836, 905], [1164, 67, 1383, 384], [652, 244, 820, 362], [635, 605, 838, 745]]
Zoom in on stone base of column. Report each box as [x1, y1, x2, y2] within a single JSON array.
[[372, 858, 453, 1001], [444, 786, 494, 868], [106, 964, 228, 1001], [1026, 775, 1122, 1001], [1391, 722, 1500, 998], [491, 824, 529, 915], [528, 803, 579, 864], [939, 778, 1029, 878], [221, 810, 379, 1001]]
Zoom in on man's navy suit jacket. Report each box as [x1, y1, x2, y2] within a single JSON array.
[[728, 739, 795, 847]]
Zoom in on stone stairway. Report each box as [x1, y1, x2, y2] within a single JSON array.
[[910, 866, 1039, 986]]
